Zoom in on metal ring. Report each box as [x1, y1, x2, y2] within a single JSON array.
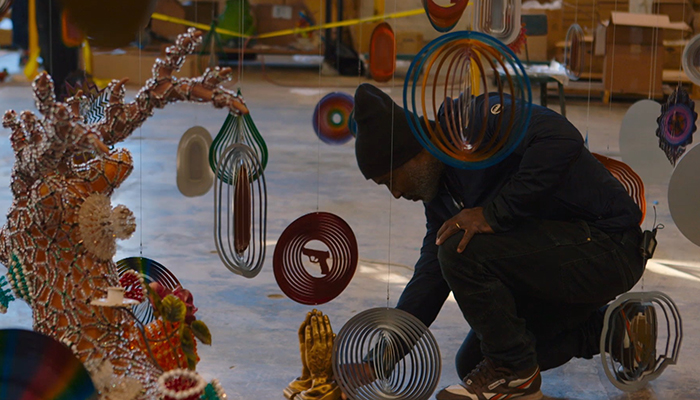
[[455, 222, 461, 229]]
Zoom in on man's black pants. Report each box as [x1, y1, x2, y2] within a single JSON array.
[[437, 218, 645, 377]]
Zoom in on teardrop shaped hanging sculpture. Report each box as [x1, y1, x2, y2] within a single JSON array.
[[209, 90, 268, 184], [422, 0, 469, 32], [177, 126, 214, 198], [473, 0, 522, 45], [214, 144, 267, 278], [564, 24, 585, 80], [369, 22, 396, 83]]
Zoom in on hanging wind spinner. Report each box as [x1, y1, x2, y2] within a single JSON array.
[[507, 25, 528, 54], [209, 90, 268, 183], [564, 24, 585, 81], [422, 0, 469, 32], [0, 0, 13, 19], [0, 329, 98, 399], [655, 86, 697, 166], [313, 92, 356, 145], [369, 22, 396, 83], [214, 144, 267, 278], [473, 0, 522, 45], [682, 34, 700, 86], [600, 292, 682, 392], [592, 153, 646, 225], [404, 31, 532, 169], [273, 212, 357, 305], [117, 257, 182, 324], [332, 308, 441, 400]]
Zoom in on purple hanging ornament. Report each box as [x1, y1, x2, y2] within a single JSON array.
[[656, 86, 697, 166]]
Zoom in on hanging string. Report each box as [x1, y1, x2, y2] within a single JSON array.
[[386, 0, 398, 308], [583, 0, 597, 147], [139, 30, 144, 256], [316, 0, 323, 211], [608, 0, 619, 113], [676, 0, 687, 93], [648, 5, 661, 99]]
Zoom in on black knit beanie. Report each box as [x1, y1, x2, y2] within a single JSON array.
[[353, 83, 429, 179]]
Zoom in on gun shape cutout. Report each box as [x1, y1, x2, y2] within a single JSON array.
[[302, 247, 331, 275]]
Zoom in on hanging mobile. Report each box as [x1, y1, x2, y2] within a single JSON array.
[[655, 86, 697, 166], [332, 308, 441, 400], [369, 22, 396, 83], [273, 212, 358, 305], [214, 143, 267, 278], [313, 92, 355, 145], [209, 90, 268, 184], [422, 0, 469, 32]]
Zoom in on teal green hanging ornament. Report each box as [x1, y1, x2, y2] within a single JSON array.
[[200, 380, 227, 399], [7, 253, 32, 303], [209, 90, 268, 184], [0, 275, 15, 313], [217, 0, 256, 46]]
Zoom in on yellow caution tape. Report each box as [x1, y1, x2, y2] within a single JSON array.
[[150, 8, 425, 40]]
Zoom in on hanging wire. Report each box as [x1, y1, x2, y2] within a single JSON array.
[[139, 30, 143, 256], [583, 0, 597, 147], [316, 0, 323, 211], [648, 5, 661, 100], [387, 0, 398, 308], [608, 0, 619, 112]]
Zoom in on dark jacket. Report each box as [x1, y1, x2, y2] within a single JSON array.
[[396, 93, 642, 328]]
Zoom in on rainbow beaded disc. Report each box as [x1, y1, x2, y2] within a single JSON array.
[[404, 30, 532, 170], [116, 257, 181, 324], [332, 308, 441, 400], [0, 329, 97, 399], [313, 92, 355, 145], [273, 212, 358, 305]]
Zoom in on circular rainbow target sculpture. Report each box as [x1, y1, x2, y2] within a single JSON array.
[[600, 292, 682, 392], [332, 308, 441, 400], [313, 92, 356, 145], [404, 31, 532, 169], [0, 329, 97, 399], [117, 257, 181, 324], [564, 24, 585, 80], [273, 212, 358, 305], [214, 143, 267, 278]]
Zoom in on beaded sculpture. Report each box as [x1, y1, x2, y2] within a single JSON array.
[[0, 28, 237, 398]]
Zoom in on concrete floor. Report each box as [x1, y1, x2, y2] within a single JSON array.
[[0, 53, 698, 399]]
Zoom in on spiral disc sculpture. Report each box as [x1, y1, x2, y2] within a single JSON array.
[[209, 93, 268, 183], [332, 308, 441, 400], [564, 24, 585, 81], [600, 292, 682, 392], [0, 0, 13, 19], [422, 0, 469, 32], [273, 212, 357, 305], [313, 92, 356, 145], [116, 257, 181, 324], [404, 31, 532, 169], [214, 144, 267, 278], [592, 153, 646, 225], [473, 0, 522, 45]]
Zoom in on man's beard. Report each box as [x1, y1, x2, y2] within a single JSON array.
[[404, 160, 443, 203]]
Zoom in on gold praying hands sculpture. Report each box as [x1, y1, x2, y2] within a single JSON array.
[[284, 310, 341, 400]]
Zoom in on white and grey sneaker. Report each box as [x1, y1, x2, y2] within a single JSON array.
[[436, 358, 543, 400]]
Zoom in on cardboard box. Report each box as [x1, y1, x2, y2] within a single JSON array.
[[253, 3, 308, 47], [521, 7, 565, 60], [89, 49, 196, 85], [653, 0, 694, 25], [555, 36, 605, 75], [0, 28, 11, 47], [182, 0, 220, 27], [663, 42, 685, 69], [603, 12, 691, 96], [152, 0, 187, 40], [395, 31, 424, 54]]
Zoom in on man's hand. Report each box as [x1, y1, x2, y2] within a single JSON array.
[[435, 207, 494, 252]]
